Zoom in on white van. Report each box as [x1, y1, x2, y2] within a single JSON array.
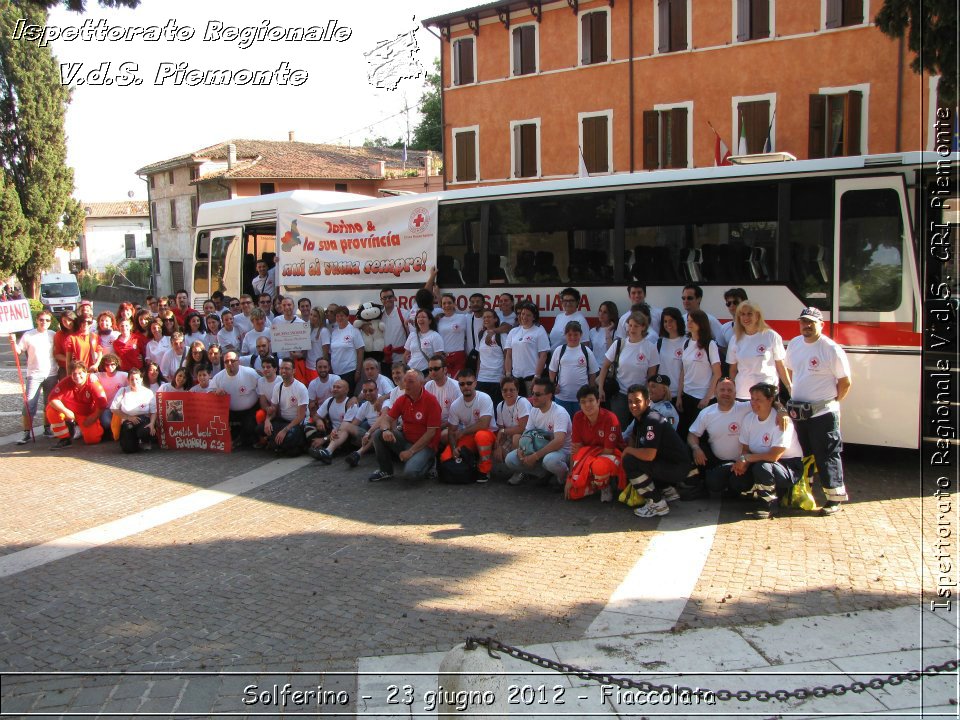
[[39, 273, 81, 313]]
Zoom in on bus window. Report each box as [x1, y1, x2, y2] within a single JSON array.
[[838, 189, 903, 312], [624, 187, 687, 283], [784, 180, 833, 307], [210, 231, 242, 299], [193, 231, 209, 296], [489, 192, 617, 286], [437, 202, 481, 287]]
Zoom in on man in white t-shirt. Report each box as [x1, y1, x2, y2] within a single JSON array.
[[15, 311, 58, 444], [681, 284, 726, 347], [687, 377, 752, 496], [378, 287, 409, 373], [210, 348, 262, 448], [615, 283, 662, 340], [233, 294, 256, 336], [240, 309, 272, 359], [442, 367, 498, 483], [308, 358, 337, 414], [423, 354, 462, 437], [504, 377, 571, 490], [784, 306, 852, 515], [260, 358, 307, 456], [252, 259, 276, 299]]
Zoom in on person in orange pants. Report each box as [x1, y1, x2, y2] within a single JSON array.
[[443, 368, 498, 482], [45, 361, 108, 450]]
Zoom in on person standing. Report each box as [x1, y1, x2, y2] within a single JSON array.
[[15, 311, 58, 444], [784, 307, 852, 516], [378, 287, 409, 374]]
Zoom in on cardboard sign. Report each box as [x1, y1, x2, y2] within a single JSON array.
[[156, 391, 232, 452], [0, 300, 34, 335], [277, 197, 438, 286], [270, 321, 311, 352]]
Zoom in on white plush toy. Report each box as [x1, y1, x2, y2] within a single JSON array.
[[353, 301, 386, 353]]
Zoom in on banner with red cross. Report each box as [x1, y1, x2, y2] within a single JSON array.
[[156, 391, 232, 453], [277, 196, 437, 286]]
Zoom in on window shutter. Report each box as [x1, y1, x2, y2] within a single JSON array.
[[463, 40, 474, 84], [740, 100, 770, 154], [752, 0, 769, 39], [521, 124, 537, 177], [808, 94, 827, 159], [521, 26, 536, 73], [453, 41, 462, 84], [670, 107, 688, 168], [670, 0, 687, 51], [456, 131, 476, 182], [583, 116, 608, 173], [643, 111, 660, 169], [658, 0, 670, 52], [581, 13, 592, 63], [842, 0, 863, 25], [843, 90, 862, 156], [737, 0, 750, 41], [825, 0, 842, 29], [512, 29, 522, 75], [591, 13, 608, 62]]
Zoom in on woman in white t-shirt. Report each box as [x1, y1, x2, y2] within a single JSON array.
[[306, 308, 331, 368], [677, 309, 721, 438], [494, 376, 532, 464], [145, 318, 171, 366], [217, 310, 242, 351], [589, 301, 619, 361], [504, 303, 550, 396], [476, 308, 506, 406], [597, 311, 660, 428], [727, 301, 791, 400], [437, 293, 469, 378], [110, 368, 157, 453], [656, 307, 687, 392], [404, 308, 445, 373], [731, 382, 804, 518]]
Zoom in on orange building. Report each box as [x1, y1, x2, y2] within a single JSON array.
[[423, 0, 943, 187]]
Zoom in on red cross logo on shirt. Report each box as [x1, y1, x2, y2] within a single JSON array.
[[637, 353, 645, 362], [696, 351, 703, 359], [240, 386, 247, 393], [675, 349, 682, 358], [729, 422, 739, 434], [810, 358, 820, 369], [598, 430, 605, 438], [415, 411, 423, 420], [646, 430, 656, 441], [762, 433, 771, 444], [548, 423, 554, 431], [757, 345, 766, 353]]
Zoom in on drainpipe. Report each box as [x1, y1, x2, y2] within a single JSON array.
[[629, 0, 635, 172]]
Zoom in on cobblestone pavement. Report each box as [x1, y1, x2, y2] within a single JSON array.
[[0, 351, 941, 718]]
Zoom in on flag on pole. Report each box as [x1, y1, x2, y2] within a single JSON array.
[[708, 122, 731, 166], [738, 116, 748, 156], [762, 109, 776, 153], [578, 146, 589, 177], [402, 142, 408, 162]]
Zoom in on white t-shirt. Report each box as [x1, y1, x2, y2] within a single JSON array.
[[436, 313, 469, 353], [361, 373, 395, 398], [497, 396, 532, 429], [727, 329, 786, 398], [145, 337, 171, 366], [448, 391, 497, 432], [252, 273, 276, 298], [16, 329, 56, 378], [257, 374, 281, 401], [606, 338, 660, 394], [344, 400, 378, 426], [424, 377, 462, 425], [383, 385, 405, 411], [240, 328, 271, 357], [548, 311, 590, 350], [615, 306, 662, 340], [655, 336, 686, 392], [406, 304, 443, 333], [233, 313, 254, 336], [381, 306, 408, 352], [548, 343, 600, 402], [681, 339, 720, 399], [271, 379, 309, 423], [316, 395, 351, 429], [496, 309, 517, 326], [308, 375, 337, 407], [506, 325, 550, 378], [740, 411, 803, 459], [526, 402, 572, 455], [329, 324, 365, 375], [784, 335, 851, 415], [209, 366, 260, 411], [689, 401, 753, 461], [465, 314, 487, 352], [190, 383, 214, 393], [217, 327, 242, 351], [476, 332, 505, 382], [183, 331, 211, 349], [683, 310, 725, 348], [589, 325, 616, 362], [720, 321, 736, 350], [94, 371, 128, 404], [110, 386, 156, 416], [306, 326, 331, 367], [97, 330, 119, 356], [404, 330, 445, 371]]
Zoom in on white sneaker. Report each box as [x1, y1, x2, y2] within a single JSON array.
[[506, 474, 522, 486], [634, 499, 669, 518], [600, 486, 613, 502], [662, 486, 680, 503]]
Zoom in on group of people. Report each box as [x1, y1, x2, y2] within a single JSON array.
[[14, 273, 852, 519]]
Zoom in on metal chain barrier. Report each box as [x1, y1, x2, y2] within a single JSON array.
[[465, 637, 959, 702]]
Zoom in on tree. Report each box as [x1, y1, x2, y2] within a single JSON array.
[[410, 58, 441, 152], [875, 0, 958, 104], [0, 0, 85, 296], [0, 171, 29, 277], [23, 0, 140, 10]]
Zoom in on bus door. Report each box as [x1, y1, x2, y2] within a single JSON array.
[[193, 226, 243, 308], [831, 175, 922, 448]]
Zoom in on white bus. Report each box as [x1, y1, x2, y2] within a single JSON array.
[[193, 151, 957, 449]]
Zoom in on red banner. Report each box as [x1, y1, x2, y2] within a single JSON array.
[[156, 391, 232, 453]]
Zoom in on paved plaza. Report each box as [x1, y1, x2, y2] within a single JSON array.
[[0, 366, 955, 718]]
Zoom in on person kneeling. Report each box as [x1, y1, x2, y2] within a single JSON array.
[[367, 369, 442, 481], [566, 385, 624, 501], [504, 377, 571, 490], [258, 359, 308, 457], [441, 368, 497, 483], [110, 368, 157, 453]]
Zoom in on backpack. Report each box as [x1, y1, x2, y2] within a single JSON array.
[[438, 445, 477, 484]]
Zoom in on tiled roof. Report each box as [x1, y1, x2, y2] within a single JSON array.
[[82, 201, 149, 218], [136, 140, 430, 181]]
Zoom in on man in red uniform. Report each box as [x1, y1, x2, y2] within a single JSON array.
[[45, 361, 109, 449], [368, 369, 441, 481]]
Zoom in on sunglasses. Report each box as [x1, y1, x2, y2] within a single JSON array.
[[427, 366, 443, 372], [530, 391, 548, 397], [725, 300, 740, 307], [681, 296, 696, 301], [458, 381, 475, 387]]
